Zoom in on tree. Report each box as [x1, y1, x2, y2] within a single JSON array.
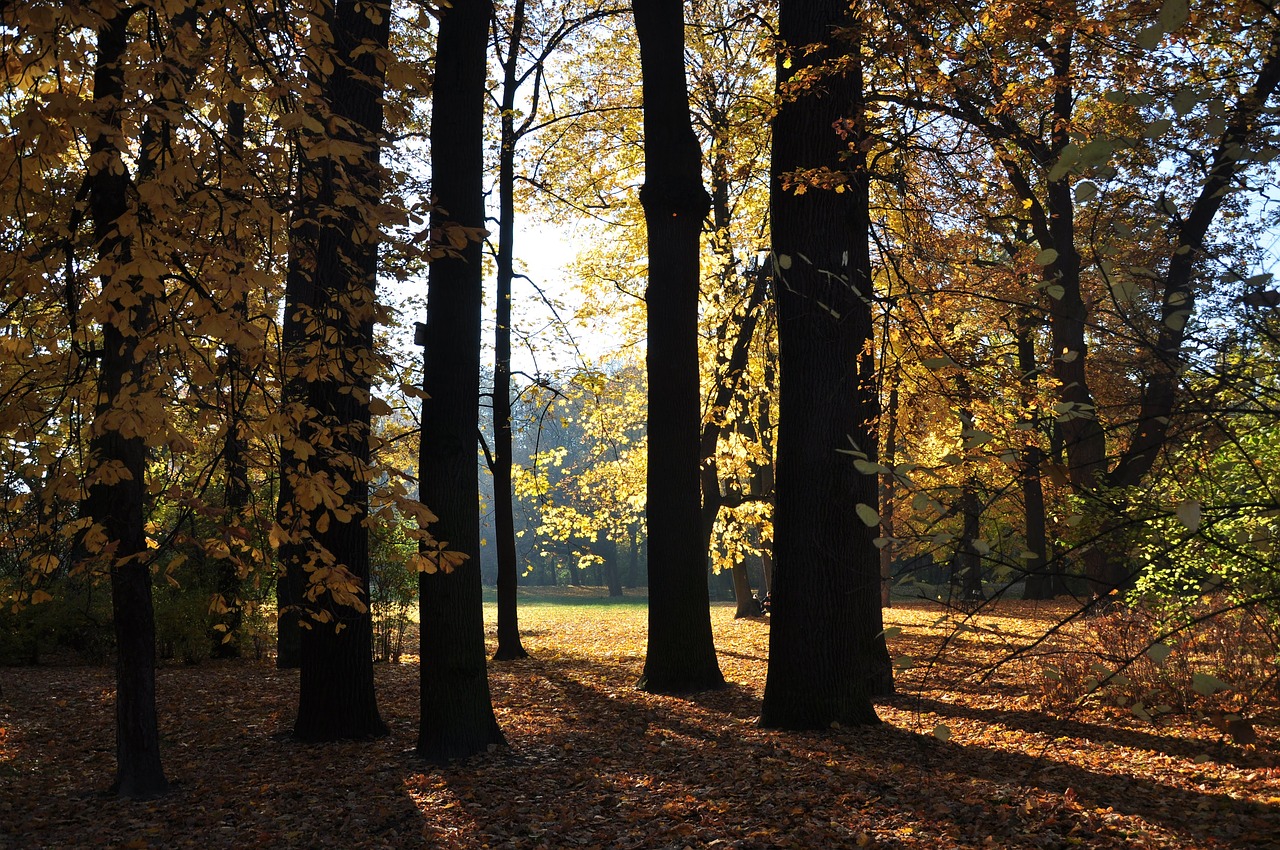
[[273, 0, 391, 741], [886, 0, 1280, 592], [78, 3, 170, 799], [486, 0, 619, 656], [489, 0, 535, 660], [633, 0, 725, 694], [761, 0, 890, 729], [417, 0, 506, 760]]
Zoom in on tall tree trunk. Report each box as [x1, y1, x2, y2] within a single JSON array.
[[491, 0, 529, 662], [761, 0, 886, 729], [275, 32, 313, 671], [214, 66, 249, 660], [417, 0, 505, 760], [633, 0, 724, 694], [82, 5, 168, 799], [284, 0, 391, 742]]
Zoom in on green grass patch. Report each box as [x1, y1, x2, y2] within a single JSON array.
[[481, 585, 650, 607]]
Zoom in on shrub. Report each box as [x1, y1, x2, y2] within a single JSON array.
[[1040, 598, 1279, 740]]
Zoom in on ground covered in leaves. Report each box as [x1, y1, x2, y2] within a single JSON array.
[[2, 593, 1278, 849]]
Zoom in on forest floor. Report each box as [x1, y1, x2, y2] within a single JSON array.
[[2, 594, 1279, 849]]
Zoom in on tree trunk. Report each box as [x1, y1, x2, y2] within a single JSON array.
[[957, 480, 984, 602], [1015, 317, 1056, 600], [490, 0, 530, 662], [761, 0, 886, 729], [214, 70, 249, 660], [83, 6, 168, 799], [627, 523, 640, 587], [633, 0, 724, 694], [287, 0, 391, 742], [418, 0, 506, 760], [700, 264, 767, 619], [878, 378, 899, 608], [730, 563, 758, 617]]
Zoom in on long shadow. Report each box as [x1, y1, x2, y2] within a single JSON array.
[[427, 654, 1280, 848], [893, 694, 1270, 766], [711, 648, 767, 663]]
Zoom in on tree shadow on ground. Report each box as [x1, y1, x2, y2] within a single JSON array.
[[895, 694, 1267, 766], [425, 655, 1280, 849]]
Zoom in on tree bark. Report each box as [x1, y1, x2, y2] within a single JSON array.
[[761, 0, 886, 729], [417, 0, 506, 760], [83, 5, 168, 799], [286, 0, 391, 742], [633, 0, 725, 694]]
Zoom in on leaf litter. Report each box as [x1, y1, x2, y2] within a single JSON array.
[[1, 598, 1277, 849]]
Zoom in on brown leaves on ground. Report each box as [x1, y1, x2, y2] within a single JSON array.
[[1, 597, 1278, 849]]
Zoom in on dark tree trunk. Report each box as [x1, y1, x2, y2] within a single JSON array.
[[417, 0, 505, 760], [633, 0, 724, 694], [761, 0, 885, 729], [83, 6, 168, 799], [1015, 318, 1056, 600], [627, 523, 640, 587], [878, 378, 899, 608], [600, 532, 623, 597], [956, 480, 984, 601], [275, 42, 314, 673], [282, 0, 391, 742], [491, 0, 529, 662], [730, 564, 758, 618], [756, 345, 776, 599], [699, 265, 767, 619], [214, 73, 249, 660]]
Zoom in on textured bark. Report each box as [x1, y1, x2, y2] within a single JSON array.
[[281, 0, 391, 741], [83, 6, 168, 799], [761, 0, 885, 729], [633, 0, 724, 694], [417, 0, 505, 760]]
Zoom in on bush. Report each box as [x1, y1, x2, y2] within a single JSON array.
[[0, 579, 114, 665], [1040, 598, 1279, 740], [369, 519, 417, 663], [154, 586, 216, 665]]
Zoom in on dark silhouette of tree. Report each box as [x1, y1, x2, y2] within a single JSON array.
[[633, 0, 725, 694], [81, 3, 169, 799], [489, 0, 533, 661], [417, 0, 506, 760], [761, 0, 889, 729], [276, 0, 391, 741]]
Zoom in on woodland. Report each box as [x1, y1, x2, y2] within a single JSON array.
[[1, 0, 1280, 846]]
